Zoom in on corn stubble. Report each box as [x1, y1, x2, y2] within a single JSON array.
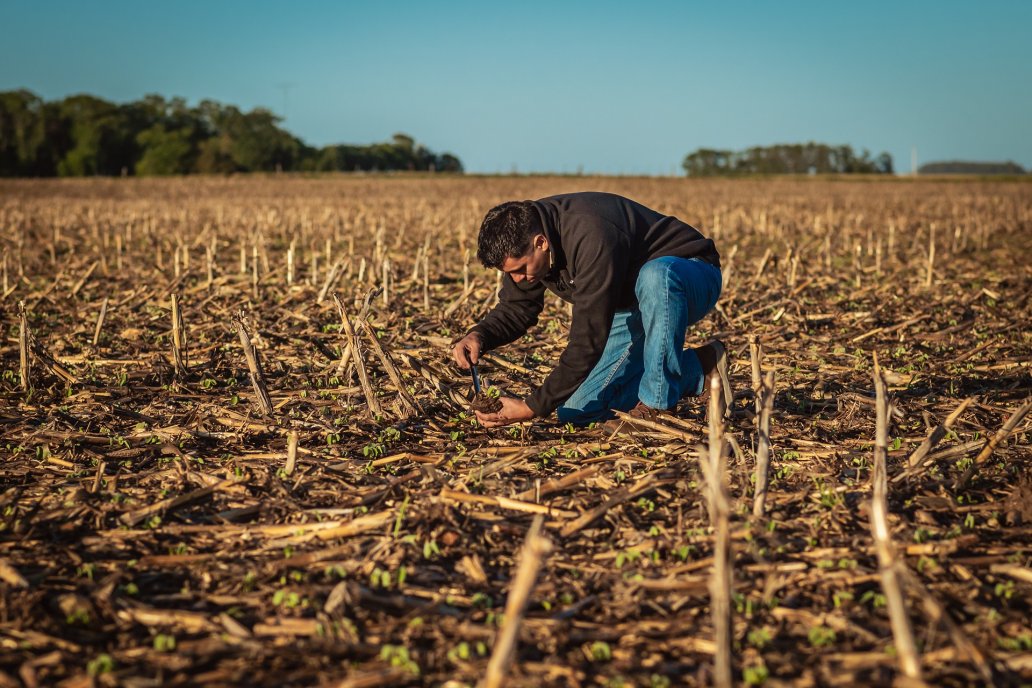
[[0, 175, 1029, 687]]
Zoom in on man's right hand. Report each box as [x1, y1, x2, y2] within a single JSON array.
[[452, 332, 484, 370]]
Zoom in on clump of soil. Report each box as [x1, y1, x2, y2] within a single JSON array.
[[471, 392, 503, 414]]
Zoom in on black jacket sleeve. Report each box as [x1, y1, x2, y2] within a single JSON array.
[[526, 215, 629, 416], [468, 275, 544, 352]]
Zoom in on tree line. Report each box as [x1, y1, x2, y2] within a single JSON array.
[[918, 161, 1026, 175], [682, 142, 893, 176], [0, 89, 463, 176]]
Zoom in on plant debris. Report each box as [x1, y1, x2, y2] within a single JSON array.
[[0, 175, 1029, 687]]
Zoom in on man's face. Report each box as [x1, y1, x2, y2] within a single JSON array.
[[500, 234, 551, 284]]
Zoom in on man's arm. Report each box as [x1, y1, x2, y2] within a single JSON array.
[[452, 273, 544, 371], [468, 274, 545, 352], [455, 275, 545, 426]]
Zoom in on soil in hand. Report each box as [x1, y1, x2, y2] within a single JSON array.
[[471, 392, 503, 414]]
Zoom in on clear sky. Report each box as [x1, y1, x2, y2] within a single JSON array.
[[3, 0, 1030, 174]]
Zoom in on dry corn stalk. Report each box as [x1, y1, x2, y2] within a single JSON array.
[[234, 314, 275, 417], [482, 515, 552, 688], [871, 354, 922, 681], [333, 293, 382, 418], [700, 375, 732, 688]]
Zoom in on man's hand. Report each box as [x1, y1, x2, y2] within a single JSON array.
[[452, 332, 484, 370], [475, 396, 535, 428]]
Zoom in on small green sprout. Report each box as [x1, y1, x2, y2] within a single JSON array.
[[87, 654, 115, 676], [589, 641, 612, 661], [153, 633, 177, 652], [808, 626, 837, 647], [379, 645, 419, 676]]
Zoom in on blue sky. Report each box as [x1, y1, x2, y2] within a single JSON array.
[[3, 0, 1030, 174]]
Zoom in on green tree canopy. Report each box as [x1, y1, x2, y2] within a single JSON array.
[[682, 142, 893, 176], [305, 134, 463, 173], [135, 125, 196, 175], [0, 89, 464, 177], [0, 89, 49, 175], [55, 94, 139, 176], [918, 160, 1025, 175]]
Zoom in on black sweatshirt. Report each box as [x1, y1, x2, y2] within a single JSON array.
[[469, 192, 720, 417]]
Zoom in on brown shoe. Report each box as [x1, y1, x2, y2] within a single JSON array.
[[694, 340, 732, 420], [601, 401, 662, 433], [627, 401, 662, 421]]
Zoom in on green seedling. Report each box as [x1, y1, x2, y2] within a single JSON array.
[[66, 609, 91, 625], [589, 641, 612, 662], [369, 565, 407, 590], [808, 626, 836, 647], [743, 663, 770, 685], [994, 580, 1015, 601], [998, 633, 1032, 652], [379, 645, 419, 676], [87, 654, 115, 676], [860, 590, 887, 609], [832, 591, 854, 608], [153, 633, 176, 652], [422, 540, 441, 559], [615, 548, 641, 569], [747, 627, 773, 649]]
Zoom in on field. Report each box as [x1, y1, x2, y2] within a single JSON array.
[[0, 175, 1030, 687]]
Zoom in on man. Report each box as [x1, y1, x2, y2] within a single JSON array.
[[451, 191, 729, 428]]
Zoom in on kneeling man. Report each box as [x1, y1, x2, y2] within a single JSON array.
[[452, 191, 729, 428]]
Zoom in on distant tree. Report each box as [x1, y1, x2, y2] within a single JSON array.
[[0, 89, 48, 175], [435, 153, 463, 173], [198, 105, 297, 172], [683, 142, 893, 176], [305, 133, 462, 173], [0, 90, 464, 177], [135, 125, 195, 175], [682, 148, 734, 177], [53, 94, 152, 176], [129, 95, 209, 175], [918, 160, 1025, 175], [876, 152, 893, 174], [392, 133, 415, 152], [195, 135, 236, 174]]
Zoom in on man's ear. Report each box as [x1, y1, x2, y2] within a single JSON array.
[[533, 234, 549, 252]]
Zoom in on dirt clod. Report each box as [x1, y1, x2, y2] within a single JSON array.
[[470, 392, 503, 414]]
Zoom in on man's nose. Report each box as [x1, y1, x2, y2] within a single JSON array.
[[512, 274, 525, 283]]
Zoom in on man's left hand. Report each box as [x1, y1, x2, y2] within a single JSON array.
[[475, 396, 535, 428]]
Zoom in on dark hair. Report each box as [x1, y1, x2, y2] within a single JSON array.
[[476, 200, 539, 268]]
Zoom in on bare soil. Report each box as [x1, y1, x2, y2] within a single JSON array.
[[0, 175, 1029, 687]]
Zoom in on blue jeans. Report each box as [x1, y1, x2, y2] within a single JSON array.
[[557, 257, 722, 425]]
